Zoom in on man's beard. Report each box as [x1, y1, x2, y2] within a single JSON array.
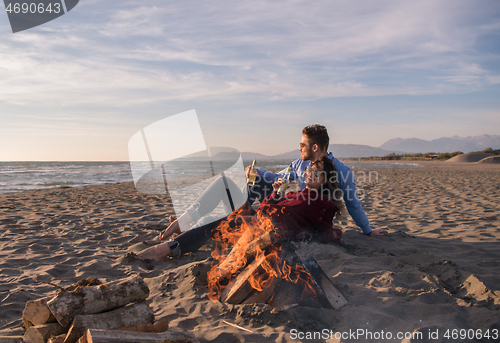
[[301, 150, 312, 161]]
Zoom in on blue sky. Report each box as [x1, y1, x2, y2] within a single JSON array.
[[1, 0, 499, 160]]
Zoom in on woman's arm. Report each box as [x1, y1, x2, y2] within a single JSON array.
[[260, 179, 285, 205]]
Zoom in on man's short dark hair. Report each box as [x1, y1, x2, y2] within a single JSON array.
[[302, 124, 329, 152]]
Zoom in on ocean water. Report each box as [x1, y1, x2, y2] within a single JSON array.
[[0, 162, 132, 194], [0, 160, 287, 195], [0, 160, 422, 195]]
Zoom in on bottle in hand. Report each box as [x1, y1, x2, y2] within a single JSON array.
[[277, 167, 291, 196], [247, 159, 258, 186]]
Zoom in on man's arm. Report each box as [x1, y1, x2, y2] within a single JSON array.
[[245, 163, 293, 204], [334, 160, 372, 234], [245, 164, 290, 183]]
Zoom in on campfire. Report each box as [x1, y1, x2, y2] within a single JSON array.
[[206, 207, 347, 310]]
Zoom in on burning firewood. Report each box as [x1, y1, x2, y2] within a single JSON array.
[[218, 241, 324, 308], [241, 275, 281, 305], [213, 231, 278, 281], [209, 223, 348, 310], [221, 254, 269, 304], [206, 201, 347, 310]]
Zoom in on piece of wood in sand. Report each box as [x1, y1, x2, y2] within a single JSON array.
[[23, 323, 66, 343], [221, 254, 268, 304], [76, 328, 200, 343], [47, 275, 149, 327], [23, 297, 56, 328], [300, 255, 347, 310], [215, 231, 277, 281], [48, 334, 66, 343], [63, 301, 154, 343], [242, 275, 281, 304], [116, 317, 169, 333], [269, 279, 304, 308]]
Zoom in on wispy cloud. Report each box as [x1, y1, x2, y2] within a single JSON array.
[[1, 0, 499, 107]]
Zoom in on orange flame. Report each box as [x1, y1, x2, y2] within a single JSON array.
[[206, 204, 320, 305]]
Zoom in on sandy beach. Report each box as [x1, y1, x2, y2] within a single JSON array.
[[1, 162, 499, 343]]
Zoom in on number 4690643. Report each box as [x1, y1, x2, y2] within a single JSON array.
[[5, 2, 61, 14]]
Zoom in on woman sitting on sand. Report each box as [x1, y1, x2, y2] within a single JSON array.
[[135, 156, 344, 261]]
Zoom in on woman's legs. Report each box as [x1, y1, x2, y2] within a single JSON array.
[[173, 218, 224, 254], [187, 174, 246, 220], [137, 218, 224, 261], [160, 175, 246, 240], [135, 241, 172, 261], [141, 174, 252, 261]]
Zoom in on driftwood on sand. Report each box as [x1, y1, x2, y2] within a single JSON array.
[[115, 317, 169, 333], [23, 322, 66, 343], [76, 328, 200, 343], [48, 335, 66, 343], [22, 296, 56, 328], [47, 275, 149, 327], [63, 301, 154, 343]]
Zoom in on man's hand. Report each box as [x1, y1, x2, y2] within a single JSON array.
[[369, 228, 387, 236], [245, 165, 253, 178]]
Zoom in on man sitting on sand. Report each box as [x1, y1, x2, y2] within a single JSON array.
[[247, 124, 384, 236]]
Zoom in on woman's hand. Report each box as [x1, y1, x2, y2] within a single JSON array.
[[272, 179, 284, 192]]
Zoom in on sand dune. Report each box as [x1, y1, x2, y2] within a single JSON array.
[[446, 153, 495, 163], [1, 164, 500, 342], [477, 156, 500, 164]]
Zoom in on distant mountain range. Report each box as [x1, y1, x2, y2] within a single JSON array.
[[242, 144, 402, 160], [179, 134, 500, 160], [379, 134, 500, 154], [238, 134, 500, 159]]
